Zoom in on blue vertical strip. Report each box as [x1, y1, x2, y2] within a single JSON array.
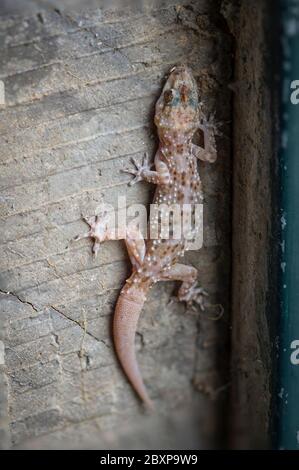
[[278, 0, 299, 450]]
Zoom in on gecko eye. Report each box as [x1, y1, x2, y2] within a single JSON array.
[[163, 89, 174, 104]]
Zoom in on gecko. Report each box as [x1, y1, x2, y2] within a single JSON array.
[[75, 65, 218, 409]]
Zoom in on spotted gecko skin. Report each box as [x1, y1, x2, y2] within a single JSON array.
[[75, 65, 218, 409]]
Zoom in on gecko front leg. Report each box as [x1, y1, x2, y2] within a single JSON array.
[[192, 113, 220, 163], [161, 263, 208, 310], [123, 152, 170, 186]]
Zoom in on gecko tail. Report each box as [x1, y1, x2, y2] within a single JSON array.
[[113, 293, 154, 410]]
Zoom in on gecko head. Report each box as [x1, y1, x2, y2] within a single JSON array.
[[154, 65, 199, 140]]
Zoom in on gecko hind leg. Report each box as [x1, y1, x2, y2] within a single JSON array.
[[160, 263, 208, 310], [74, 212, 146, 266], [125, 226, 146, 269], [74, 213, 110, 257], [73, 215, 98, 256]]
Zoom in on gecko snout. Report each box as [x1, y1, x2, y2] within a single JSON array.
[[168, 64, 195, 90]]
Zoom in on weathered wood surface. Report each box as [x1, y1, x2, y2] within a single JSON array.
[[229, 0, 276, 449], [0, 0, 232, 449]]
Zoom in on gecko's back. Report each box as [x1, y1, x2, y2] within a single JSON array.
[[123, 65, 204, 295]]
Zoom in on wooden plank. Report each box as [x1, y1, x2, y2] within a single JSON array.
[[0, 0, 232, 449]]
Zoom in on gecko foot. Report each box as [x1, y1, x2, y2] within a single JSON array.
[[74, 212, 109, 257], [122, 153, 153, 186], [178, 283, 209, 311], [200, 112, 225, 138]]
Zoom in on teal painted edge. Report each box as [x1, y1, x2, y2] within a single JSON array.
[[278, 0, 299, 450]]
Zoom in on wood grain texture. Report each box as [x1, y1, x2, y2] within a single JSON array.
[[0, 0, 232, 449], [229, 0, 276, 449]]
